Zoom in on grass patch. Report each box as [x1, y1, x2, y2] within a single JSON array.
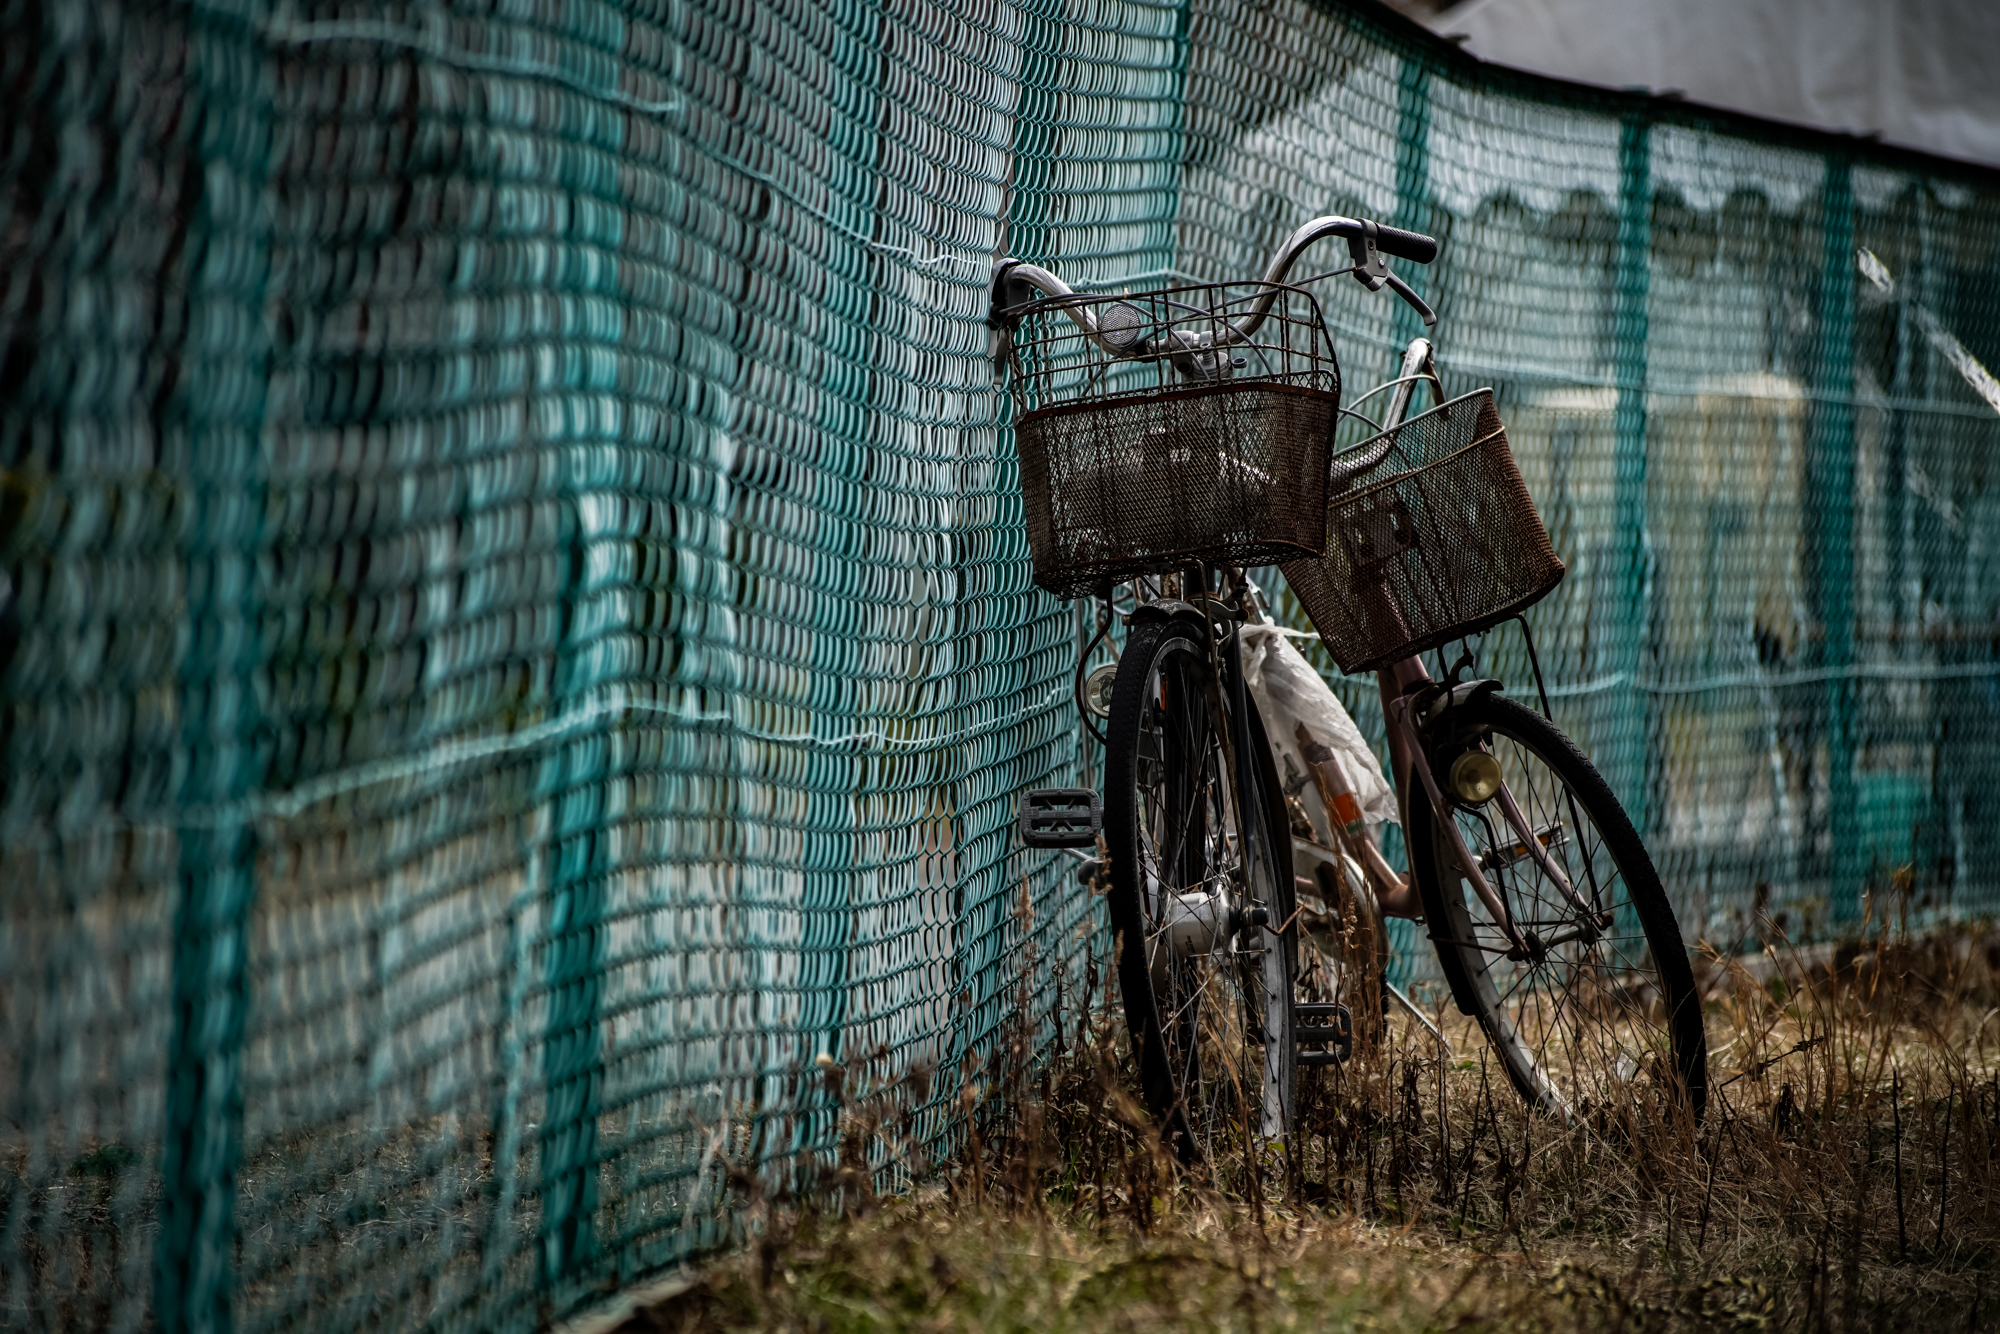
[[622, 924, 2000, 1332]]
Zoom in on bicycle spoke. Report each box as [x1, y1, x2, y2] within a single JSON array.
[[1419, 697, 1704, 1123]]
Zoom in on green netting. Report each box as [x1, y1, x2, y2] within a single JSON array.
[[4, 0, 1998, 1329], [1181, 9, 2000, 979]]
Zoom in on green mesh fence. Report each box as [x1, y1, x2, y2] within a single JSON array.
[[3, 0, 1998, 1329]]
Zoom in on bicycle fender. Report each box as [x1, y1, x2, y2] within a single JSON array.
[[1124, 599, 1211, 632], [1419, 678, 1504, 730]]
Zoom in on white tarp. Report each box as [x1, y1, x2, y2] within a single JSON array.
[[1431, 0, 2000, 169]]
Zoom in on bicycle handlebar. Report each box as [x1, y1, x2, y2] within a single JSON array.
[[1254, 215, 1435, 281], [1368, 223, 1437, 264], [992, 214, 1439, 353]]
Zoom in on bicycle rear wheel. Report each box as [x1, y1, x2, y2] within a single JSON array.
[[1409, 693, 1707, 1123], [1103, 616, 1295, 1160]]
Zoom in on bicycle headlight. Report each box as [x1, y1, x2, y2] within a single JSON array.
[[1083, 662, 1118, 718], [1449, 750, 1501, 805]]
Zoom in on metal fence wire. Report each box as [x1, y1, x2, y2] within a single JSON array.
[[3, 0, 1998, 1329]]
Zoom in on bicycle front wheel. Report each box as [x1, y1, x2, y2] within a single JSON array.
[[1409, 693, 1707, 1124], [1103, 616, 1295, 1161]]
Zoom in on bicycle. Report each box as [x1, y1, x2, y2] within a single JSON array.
[[994, 216, 1709, 1162]]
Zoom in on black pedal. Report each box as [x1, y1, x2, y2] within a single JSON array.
[[1295, 1001, 1353, 1066], [1019, 788, 1101, 848]]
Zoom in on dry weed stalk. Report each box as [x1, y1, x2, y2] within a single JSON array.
[[640, 922, 2000, 1331]]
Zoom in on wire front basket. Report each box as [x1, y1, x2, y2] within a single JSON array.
[[1002, 281, 1341, 599], [1280, 389, 1565, 674]]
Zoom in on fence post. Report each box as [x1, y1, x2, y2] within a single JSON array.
[[1808, 156, 1859, 921], [1379, 51, 1432, 988], [537, 677, 606, 1289], [781, 0, 898, 1182], [156, 4, 273, 1330], [1607, 113, 1654, 838], [1391, 54, 1432, 352]]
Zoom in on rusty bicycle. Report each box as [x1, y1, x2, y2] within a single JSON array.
[[995, 216, 1707, 1160]]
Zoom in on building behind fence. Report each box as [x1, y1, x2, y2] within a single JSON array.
[[3, 0, 1997, 1328]]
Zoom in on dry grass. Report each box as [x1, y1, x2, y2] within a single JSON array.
[[622, 921, 2000, 1332]]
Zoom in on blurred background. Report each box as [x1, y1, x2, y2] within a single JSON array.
[[4, 1, 1998, 1329]]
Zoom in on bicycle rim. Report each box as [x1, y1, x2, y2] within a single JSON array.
[[1410, 694, 1707, 1124]]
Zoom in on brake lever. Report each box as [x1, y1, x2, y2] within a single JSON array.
[[1344, 221, 1389, 291], [1385, 271, 1437, 328]]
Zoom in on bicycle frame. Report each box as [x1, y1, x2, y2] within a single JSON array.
[[1352, 337, 1580, 962]]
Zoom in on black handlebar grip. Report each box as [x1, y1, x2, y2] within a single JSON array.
[[1372, 224, 1438, 264]]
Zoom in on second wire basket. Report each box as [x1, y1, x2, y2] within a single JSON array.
[[1281, 388, 1565, 674]]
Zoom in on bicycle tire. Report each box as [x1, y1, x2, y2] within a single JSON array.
[[1103, 616, 1296, 1159], [1244, 692, 1299, 1115], [1408, 693, 1707, 1123]]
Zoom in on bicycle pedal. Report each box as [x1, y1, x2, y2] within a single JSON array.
[[1020, 788, 1101, 848], [1295, 1001, 1353, 1066]]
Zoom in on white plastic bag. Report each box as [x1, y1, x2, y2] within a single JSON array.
[[1239, 624, 1398, 829]]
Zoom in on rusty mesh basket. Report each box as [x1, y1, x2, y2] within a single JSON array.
[[1002, 281, 1339, 599], [1281, 389, 1564, 674]]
